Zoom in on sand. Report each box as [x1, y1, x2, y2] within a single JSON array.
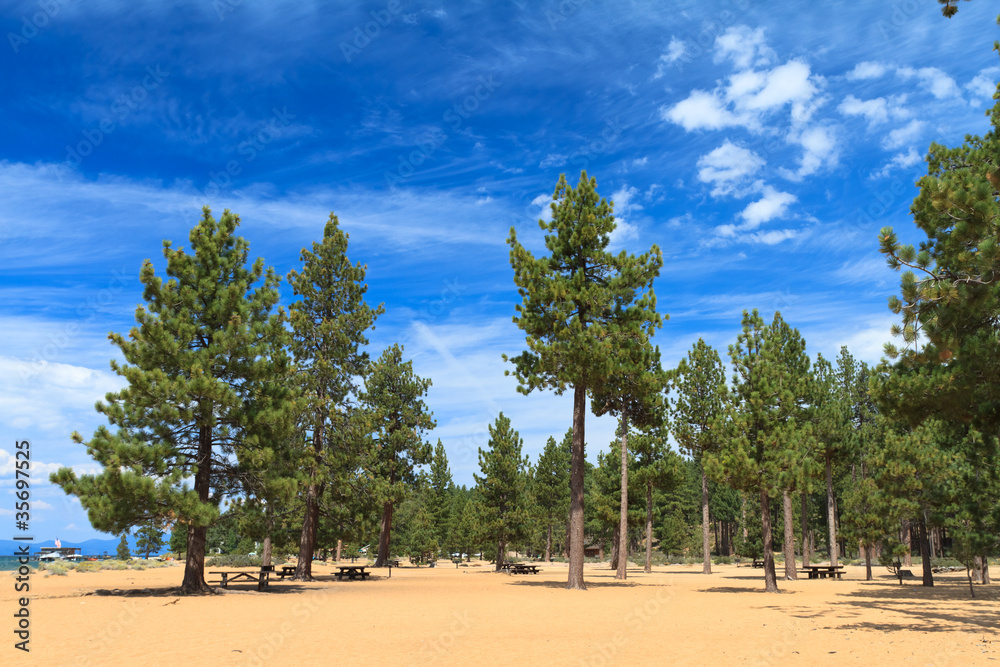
[[3, 559, 997, 666]]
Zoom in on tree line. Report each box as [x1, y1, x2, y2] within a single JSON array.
[[53, 76, 1000, 594]]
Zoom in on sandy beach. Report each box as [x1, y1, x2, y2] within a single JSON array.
[[3, 560, 997, 666]]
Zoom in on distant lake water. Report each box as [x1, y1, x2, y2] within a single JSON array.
[[0, 555, 37, 571]]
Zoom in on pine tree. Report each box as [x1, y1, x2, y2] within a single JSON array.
[[51, 208, 294, 594], [427, 440, 454, 553], [505, 171, 663, 589], [135, 520, 166, 559], [475, 413, 530, 571], [362, 344, 436, 567], [591, 338, 666, 581], [879, 74, 1000, 584], [705, 310, 812, 592], [286, 213, 383, 580], [533, 435, 572, 561], [631, 428, 683, 572], [117, 533, 131, 560], [671, 338, 727, 575]]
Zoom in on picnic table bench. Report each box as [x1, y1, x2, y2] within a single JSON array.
[[209, 569, 270, 591], [387, 559, 401, 568], [336, 565, 371, 581], [504, 563, 540, 574], [802, 564, 845, 579], [273, 565, 296, 580]]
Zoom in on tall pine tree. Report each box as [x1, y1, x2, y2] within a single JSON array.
[[286, 213, 383, 580], [475, 413, 530, 571], [52, 208, 294, 593], [671, 338, 728, 575], [362, 344, 435, 567], [505, 171, 662, 590]]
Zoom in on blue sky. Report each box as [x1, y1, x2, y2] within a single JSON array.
[[2, 0, 999, 543]]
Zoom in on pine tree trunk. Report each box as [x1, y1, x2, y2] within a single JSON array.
[[702, 467, 711, 574], [495, 539, 506, 572], [375, 500, 394, 567], [262, 536, 272, 568], [644, 482, 653, 574], [982, 558, 991, 585], [610, 525, 619, 570], [800, 491, 810, 566], [335, 539, 342, 563], [902, 519, 912, 566], [865, 552, 872, 581], [182, 424, 212, 594], [567, 383, 587, 590], [545, 523, 552, 562], [782, 489, 797, 580], [761, 489, 779, 593], [294, 482, 320, 580], [918, 513, 934, 587], [616, 417, 629, 581], [826, 452, 838, 567]]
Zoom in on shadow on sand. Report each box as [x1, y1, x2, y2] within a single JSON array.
[[770, 578, 999, 633]]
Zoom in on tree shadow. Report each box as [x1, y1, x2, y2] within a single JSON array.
[[701, 586, 793, 595], [772, 579, 999, 633], [508, 580, 668, 589]]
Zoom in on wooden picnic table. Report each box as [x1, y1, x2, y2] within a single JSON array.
[[752, 558, 764, 568], [336, 565, 371, 581], [506, 563, 540, 574], [801, 564, 845, 579], [209, 569, 270, 591]]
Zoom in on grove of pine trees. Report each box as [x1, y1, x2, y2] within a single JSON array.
[[52, 63, 1000, 593]]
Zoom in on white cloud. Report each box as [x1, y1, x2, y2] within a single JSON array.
[[871, 147, 922, 178], [896, 66, 961, 100], [632, 157, 648, 167], [740, 186, 796, 227], [714, 26, 775, 70], [609, 185, 641, 245], [837, 94, 910, 127], [730, 60, 818, 112], [966, 67, 1000, 104], [539, 153, 567, 168], [661, 90, 742, 131], [881, 119, 925, 150], [838, 94, 889, 124], [695, 141, 765, 196], [654, 38, 687, 78], [531, 193, 554, 222], [753, 229, 798, 245], [846, 61, 889, 80], [782, 125, 838, 181]]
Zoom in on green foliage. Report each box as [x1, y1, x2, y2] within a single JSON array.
[[504, 171, 663, 396], [51, 207, 295, 592], [205, 553, 286, 568], [705, 310, 813, 497], [474, 413, 530, 565], [427, 440, 454, 550], [116, 534, 131, 560], [135, 520, 166, 559], [361, 344, 436, 562]]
